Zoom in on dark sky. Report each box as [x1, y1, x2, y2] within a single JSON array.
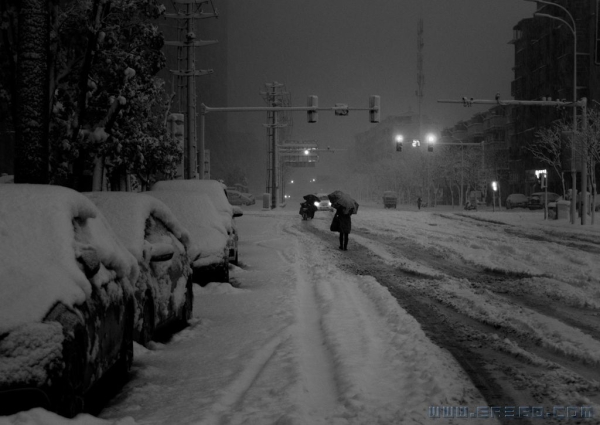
[[222, 1, 536, 193]]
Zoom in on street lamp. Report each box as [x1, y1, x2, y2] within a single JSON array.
[[492, 181, 498, 211], [525, 0, 579, 224]]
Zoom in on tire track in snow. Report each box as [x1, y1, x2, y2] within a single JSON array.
[[286, 222, 485, 424], [195, 331, 291, 425], [285, 226, 341, 423]]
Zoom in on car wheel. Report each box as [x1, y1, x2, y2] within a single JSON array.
[[506, 202, 511, 210], [115, 303, 134, 381], [215, 258, 230, 283], [180, 277, 194, 325], [54, 312, 86, 418], [139, 297, 154, 347]]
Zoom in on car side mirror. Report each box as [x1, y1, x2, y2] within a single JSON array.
[[232, 206, 243, 218], [149, 242, 175, 262], [76, 244, 101, 278]]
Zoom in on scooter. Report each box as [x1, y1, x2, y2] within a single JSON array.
[[300, 206, 309, 220], [299, 202, 316, 220]]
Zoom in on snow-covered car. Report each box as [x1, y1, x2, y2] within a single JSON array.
[[85, 192, 194, 346], [226, 189, 253, 206], [505, 193, 528, 209], [0, 173, 14, 183], [527, 192, 561, 210], [315, 193, 334, 212], [0, 184, 138, 418], [245, 193, 256, 205], [147, 190, 231, 285], [151, 179, 242, 267]]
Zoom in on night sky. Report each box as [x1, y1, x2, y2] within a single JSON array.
[[222, 1, 536, 194]]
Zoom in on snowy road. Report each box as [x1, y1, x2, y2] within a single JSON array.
[[99, 207, 493, 425], [4, 206, 599, 425]]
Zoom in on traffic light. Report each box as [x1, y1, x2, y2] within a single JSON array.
[[540, 173, 547, 188], [307, 95, 318, 123], [395, 135, 403, 152], [334, 103, 349, 116], [369, 95, 380, 123]]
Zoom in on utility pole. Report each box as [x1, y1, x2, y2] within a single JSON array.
[[416, 18, 424, 140], [417, 18, 428, 205], [164, 0, 218, 179], [260, 82, 291, 209]]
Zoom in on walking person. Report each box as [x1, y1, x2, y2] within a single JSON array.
[[417, 196, 422, 210], [327, 190, 358, 251], [333, 207, 351, 250]]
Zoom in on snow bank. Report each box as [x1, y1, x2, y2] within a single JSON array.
[[0, 408, 137, 425]]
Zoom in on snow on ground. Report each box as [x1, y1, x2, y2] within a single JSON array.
[[4, 200, 600, 424], [93, 206, 492, 425]]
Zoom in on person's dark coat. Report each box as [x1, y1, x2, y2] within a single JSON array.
[[336, 211, 351, 234]]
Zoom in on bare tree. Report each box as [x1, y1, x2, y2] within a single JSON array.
[[525, 122, 568, 197]]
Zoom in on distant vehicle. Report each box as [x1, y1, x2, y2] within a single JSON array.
[[85, 192, 194, 346], [314, 193, 334, 212], [382, 191, 398, 209], [245, 193, 256, 205], [0, 184, 138, 418], [505, 193, 528, 209], [147, 190, 231, 285], [527, 192, 561, 210], [151, 179, 242, 269], [227, 189, 253, 206]]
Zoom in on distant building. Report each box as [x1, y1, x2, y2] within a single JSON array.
[[510, 0, 600, 195]]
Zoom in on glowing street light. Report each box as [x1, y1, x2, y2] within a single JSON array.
[[395, 135, 404, 151], [426, 133, 436, 152]]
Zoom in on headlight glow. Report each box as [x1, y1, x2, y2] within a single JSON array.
[[314, 201, 319, 207]]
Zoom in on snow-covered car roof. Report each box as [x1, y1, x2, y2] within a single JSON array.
[[0, 174, 14, 184], [84, 191, 191, 262], [151, 179, 234, 227], [146, 190, 229, 267], [0, 184, 138, 334]]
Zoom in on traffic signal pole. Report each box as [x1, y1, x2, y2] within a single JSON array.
[[438, 97, 587, 225], [199, 96, 380, 209]]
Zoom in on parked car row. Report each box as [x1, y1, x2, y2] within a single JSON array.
[[505, 192, 562, 210], [0, 179, 243, 418]]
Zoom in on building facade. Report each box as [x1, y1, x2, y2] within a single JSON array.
[[510, 0, 600, 195]]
